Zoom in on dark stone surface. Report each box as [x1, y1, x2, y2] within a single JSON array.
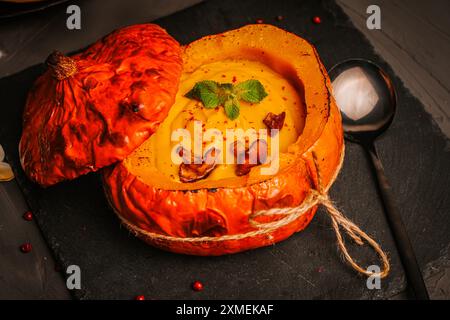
[[0, 0, 68, 19], [1, 0, 449, 299]]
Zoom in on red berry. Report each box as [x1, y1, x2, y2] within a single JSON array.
[[312, 16, 321, 24], [23, 211, 33, 221], [256, 19, 264, 24], [135, 295, 145, 300], [20, 243, 32, 253], [192, 281, 204, 292]]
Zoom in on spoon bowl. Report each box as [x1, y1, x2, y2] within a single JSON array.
[[329, 59, 396, 143]]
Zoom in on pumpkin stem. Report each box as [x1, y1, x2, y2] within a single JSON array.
[[46, 51, 77, 80]]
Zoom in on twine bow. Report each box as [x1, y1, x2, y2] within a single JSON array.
[[250, 148, 390, 278], [250, 190, 390, 278], [118, 145, 390, 279]]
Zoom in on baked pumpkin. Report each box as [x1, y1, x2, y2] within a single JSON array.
[[19, 24, 182, 186], [103, 24, 344, 255]]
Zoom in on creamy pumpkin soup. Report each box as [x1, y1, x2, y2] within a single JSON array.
[[125, 59, 305, 185]]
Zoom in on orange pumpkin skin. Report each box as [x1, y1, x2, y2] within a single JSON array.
[[19, 24, 182, 187], [103, 25, 344, 255]]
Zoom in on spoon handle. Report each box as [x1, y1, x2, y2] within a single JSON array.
[[366, 142, 429, 300]]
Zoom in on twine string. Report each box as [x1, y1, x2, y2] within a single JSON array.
[[118, 145, 390, 279], [248, 189, 390, 279], [321, 195, 390, 278]]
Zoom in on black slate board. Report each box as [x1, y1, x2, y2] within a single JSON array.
[[1, 0, 450, 299]]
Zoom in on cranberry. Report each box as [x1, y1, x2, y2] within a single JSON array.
[[23, 211, 33, 221], [20, 243, 32, 253], [192, 281, 204, 292]]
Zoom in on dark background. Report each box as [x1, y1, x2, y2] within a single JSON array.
[[0, 0, 449, 299]]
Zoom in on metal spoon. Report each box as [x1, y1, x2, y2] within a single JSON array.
[[329, 59, 429, 300]]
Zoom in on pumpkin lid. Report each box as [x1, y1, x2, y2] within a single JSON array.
[[19, 24, 183, 186]]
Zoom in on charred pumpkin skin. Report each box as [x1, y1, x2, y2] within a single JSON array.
[[19, 24, 182, 186], [103, 25, 344, 255]]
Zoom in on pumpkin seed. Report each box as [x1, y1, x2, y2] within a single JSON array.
[[0, 162, 14, 182]]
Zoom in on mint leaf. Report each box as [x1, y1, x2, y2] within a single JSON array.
[[219, 83, 234, 92], [218, 83, 234, 104], [224, 98, 240, 120], [185, 80, 217, 99], [185, 79, 268, 120], [234, 79, 268, 103], [185, 80, 221, 109]]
